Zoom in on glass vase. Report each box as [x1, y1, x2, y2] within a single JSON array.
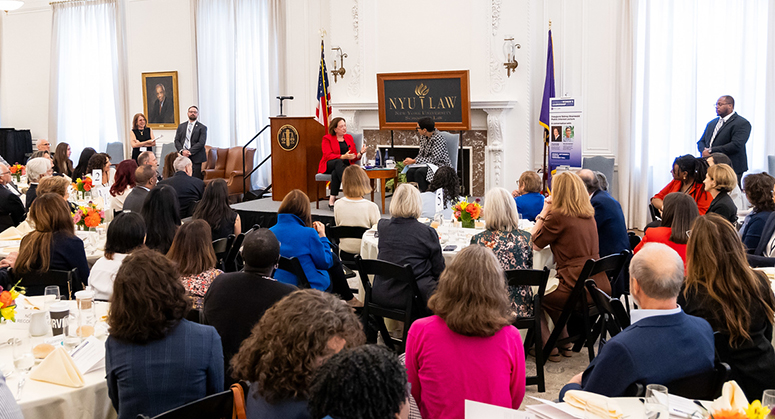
[[461, 219, 475, 229]]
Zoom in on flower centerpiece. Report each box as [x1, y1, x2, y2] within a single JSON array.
[[72, 176, 94, 200], [452, 198, 482, 229], [0, 280, 23, 323], [711, 400, 771, 419], [73, 201, 105, 230], [9, 163, 24, 183]]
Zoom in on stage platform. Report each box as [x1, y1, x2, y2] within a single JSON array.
[[232, 197, 392, 229]]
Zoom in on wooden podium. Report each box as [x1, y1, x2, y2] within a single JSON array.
[[270, 117, 326, 201]]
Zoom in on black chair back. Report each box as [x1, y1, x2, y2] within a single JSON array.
[[649, 203, 662, 223], [355, 255, 421, 353], [664, 361, 731, 400], [212, 234, 235, 271], [142, 382, 249, 419], [223, 233, 245, 273], [585, 279, 630, 350], [12, 268, 78, 300], [325, 224, 369, 262], [186, 309, 203, 324], [628, 232, 641, 251], [276, 256, 311, 289], [505, 267, 550, 392]]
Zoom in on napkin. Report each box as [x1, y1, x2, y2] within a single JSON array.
[[564, 390, 624, 419], [0, 227, 22, 240], [30, 346, 85, 388], [710, 380, 748, 413]]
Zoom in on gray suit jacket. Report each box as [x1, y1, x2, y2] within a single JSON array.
[[174, 121, 208, 164], [122, 186, 150, 214]]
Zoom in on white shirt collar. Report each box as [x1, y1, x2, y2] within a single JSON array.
[[721, 111, 735, 123], [630, 305, 682, 324]]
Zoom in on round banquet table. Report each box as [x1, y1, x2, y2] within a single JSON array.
[[0, 298, 115, 419], [550, 397, 712, 419], [0, 229, 106, 267]]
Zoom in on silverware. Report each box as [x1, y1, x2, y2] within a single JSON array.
[[0, 338, 14, 348], [15, 375, 26, 401]]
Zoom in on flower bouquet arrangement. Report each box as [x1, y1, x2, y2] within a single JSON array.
[[452, 198, 482, 228], [0, 280, 23, 322], [72, 176, 94, 200], [73, 202, 105, 229], [711, 400, 770, 419], [9, 163, 24, 182]]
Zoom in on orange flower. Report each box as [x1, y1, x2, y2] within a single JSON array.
[[0, 290, 13, 307], [466, 204, 481, 219], [83, 184, 92, 192], [710, 409, 748, 419], [85, 211, 102, 228]]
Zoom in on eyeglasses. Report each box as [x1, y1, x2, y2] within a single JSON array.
[[415, 127, 422, 131], [715, 102, 731, 108]]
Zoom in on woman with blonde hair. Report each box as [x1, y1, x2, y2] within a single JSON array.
[[406, 245, 525, 419], [333, 165, 380, 255], [679, 213, 775, 400], [167, 220, 223, 310], [231, 289, 365, 419], [471, 187, 533, 317], [703, 163, 738, 224], [532, 171, 609, 361]]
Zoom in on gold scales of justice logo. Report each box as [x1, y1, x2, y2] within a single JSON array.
[[277, 124, 299, 151]]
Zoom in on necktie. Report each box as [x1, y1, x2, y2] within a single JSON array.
[[709, 118, 723, 147], [185, 123, 193, 150]]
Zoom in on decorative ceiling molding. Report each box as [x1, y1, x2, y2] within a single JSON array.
[[347, 0, 362, 96]]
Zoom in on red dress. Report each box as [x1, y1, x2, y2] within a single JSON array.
[[633, 226, 687, 265], [652, 180, 712, 215], [317, 134, 357, 173]]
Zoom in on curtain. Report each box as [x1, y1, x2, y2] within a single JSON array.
[[49, 0, 127, 161], [629, 0, 773, 227], [194, 0, 280, 189]]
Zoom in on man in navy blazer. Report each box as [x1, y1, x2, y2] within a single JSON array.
[[0, 164, 25, 232], [578, 169, 629, 258], [697, 96, 751, 183], [174, 106, 208, 179], [157, 156, 204, 218], [560, 244, 715, 400]]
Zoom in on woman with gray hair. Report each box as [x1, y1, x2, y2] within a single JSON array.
[[25, 157, 53, 211], [471, 187, 534, 317]]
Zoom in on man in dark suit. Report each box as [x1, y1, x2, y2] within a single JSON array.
[[559, 243, 715, 400], [697, 95, 751, 184], [148, 83, 174, 124], [174, 106, 207, 179], [577, 169, 629, 257], [157, 156, 204, 218], [123, 165, 156, 214], [203, 229, 296, 387], [0, 163, 25, 232]]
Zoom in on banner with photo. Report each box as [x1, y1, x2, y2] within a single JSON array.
[[548, 98, 583, 171]]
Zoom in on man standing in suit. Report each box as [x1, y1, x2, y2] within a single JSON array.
[[0, 163, 25, 232], [148, 84, 175, 124], [577, 169, 629, 258], [697, 95, 751, 184], [559, 243, 715, 399], [123, 165, 156, 214], [174, 106, 207, 179], [158, 156, 204, 218]]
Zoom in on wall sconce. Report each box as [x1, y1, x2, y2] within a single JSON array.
[[502, 36, 521, 77], [331, 47, 347, 83]]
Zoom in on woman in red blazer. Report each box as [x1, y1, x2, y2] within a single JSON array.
[[318, 117, 366, 208]]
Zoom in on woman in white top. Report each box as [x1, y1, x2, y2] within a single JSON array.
[[420, 166, 459, 219], [89, 212, 146, 300], [334, 165, 380, 255], [109, 160, 137, 212]]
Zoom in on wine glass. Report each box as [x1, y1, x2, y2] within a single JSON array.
[[12, 337, 34, 401], [644, 384, 669, 419], [762, 389, 775, 413], [44, 285, 61, 309]]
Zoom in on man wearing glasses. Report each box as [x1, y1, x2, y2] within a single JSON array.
[[0, 163, 25, 232], [697, 95, 751, 186], [403, 117, 452, 192]]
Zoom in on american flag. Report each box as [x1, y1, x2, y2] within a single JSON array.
[[315, 40, 332, 131]]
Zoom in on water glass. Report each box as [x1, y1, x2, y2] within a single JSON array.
[[11, 338, 34, 375], [762, 389, 775, 411], [43, 285, 61, 309], [644, 384, 669, 419]]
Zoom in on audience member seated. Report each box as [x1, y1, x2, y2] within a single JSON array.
[[559, 243, 714, 400], [595, 171, 609, 191], [71, 147, 96, 182], [193, 178, 241, 240], [704, 163, 738, 224], [162, 151, 177, 179], [36, 138, 51, 152], [29, 149, 53, 164], [52, 142, 73, 177], [0, 163, 25, 232], [578, 169, 630, 257], [167, 220, 223, 310], [137, 150, 162, 182], [333, 165, 380, 255], [406, 245, 525, 419], [89, 212, 146, 301], [634, 192, 698, 265], [471, 187, 534, 317], [142, 185, 181, 254], [158, 155, 205, 218], [13, 193, 89, 288], [230, 289, 365, 419], [708, 152, 746, 209], [36, 175, 77, 214], [420, 166, 460, 219], [24, 157, 53, 211], [0, 375, 22, 419], [108, 160, 137, 212], [651, 154, 711, 215], [512, 170, 544, 221], [308, 345, 410, 419], [122, 165, 156, 214], [270, 189, 359, 306], [740, 172, 775, 251], [87, 153, 112, 187], [203, 228, 297, 387], [374, 183, 444, 312], [532, 172, 610, 362], [679, 214, 775, 401], [106, 248, 223, 419]]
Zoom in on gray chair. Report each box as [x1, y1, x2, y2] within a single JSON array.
[[314, 132, 363, 209], [158, 142, 178, 177], [768, 156, 775, 176], [352, 133, 363, 152], [439, 131, 459, 172], [105, 142, 124, 164], [583, 156, 615, 197]]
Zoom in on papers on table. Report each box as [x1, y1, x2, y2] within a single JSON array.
[[0, 227, 22, 240], [464, 400, 531, 419], [69, 336, 105, 375]]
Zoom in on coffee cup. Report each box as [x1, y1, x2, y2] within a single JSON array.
[[50, 302, 70, 336]]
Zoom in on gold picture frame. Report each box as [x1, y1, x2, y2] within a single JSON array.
[[142, 71, 180, 129]]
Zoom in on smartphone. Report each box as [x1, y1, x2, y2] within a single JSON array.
[[443, 245, 457, 252]]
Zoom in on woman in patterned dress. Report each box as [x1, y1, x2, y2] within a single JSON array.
[[166, 219, 222, 310], [471, 187, 533, 317]]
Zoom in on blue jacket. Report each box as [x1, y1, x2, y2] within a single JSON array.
[[515, 192, 544, 222], [590, 190, 630, 257], [748, 211, 775, 267], [270, 213, 333, 290], [741, 210, 773, 252], [560, 310, 715, 399]]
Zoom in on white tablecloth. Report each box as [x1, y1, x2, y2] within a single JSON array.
[[0, 298, 115, 419], [0, 230, 105, 267]]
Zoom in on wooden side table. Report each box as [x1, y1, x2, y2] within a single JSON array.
[[365, 168, 397, 213]]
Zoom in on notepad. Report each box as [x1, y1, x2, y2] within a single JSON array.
[[70, 336, 105, 374]]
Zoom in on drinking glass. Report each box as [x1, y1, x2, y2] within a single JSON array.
[[43, 285, 61, 309], [644, 384, 669, 419], [762, 389, 775, 412], [11, 338, 34, 375]]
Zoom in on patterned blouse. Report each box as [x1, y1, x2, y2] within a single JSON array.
[[470, 229, 534, 318], [180, 268, 223, 310], [415, 131, 452, 182]]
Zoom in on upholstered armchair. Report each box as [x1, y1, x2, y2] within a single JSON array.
[[203, 146, 256, 195]]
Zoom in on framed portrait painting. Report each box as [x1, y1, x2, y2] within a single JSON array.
[[142, 71, 180, 129]]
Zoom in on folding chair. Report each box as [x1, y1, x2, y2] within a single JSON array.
[[664, 361, 730, 400], [12, 268, 78, 300], [585, 279, 631, 352], [325, 224, 368, 284], [212, 234, 235, 271], [223, 233, 245, 273], [139, 382, 248, 419], [276, 256, 311, 289]]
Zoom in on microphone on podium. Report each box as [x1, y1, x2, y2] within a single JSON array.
[[277, 96, 294, 116]]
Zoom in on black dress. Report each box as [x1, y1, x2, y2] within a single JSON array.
[[210, 211, 238, 241], [131, 128, 153, 161]]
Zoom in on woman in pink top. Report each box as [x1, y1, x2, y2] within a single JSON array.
[[405, 245, 526, 419]]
